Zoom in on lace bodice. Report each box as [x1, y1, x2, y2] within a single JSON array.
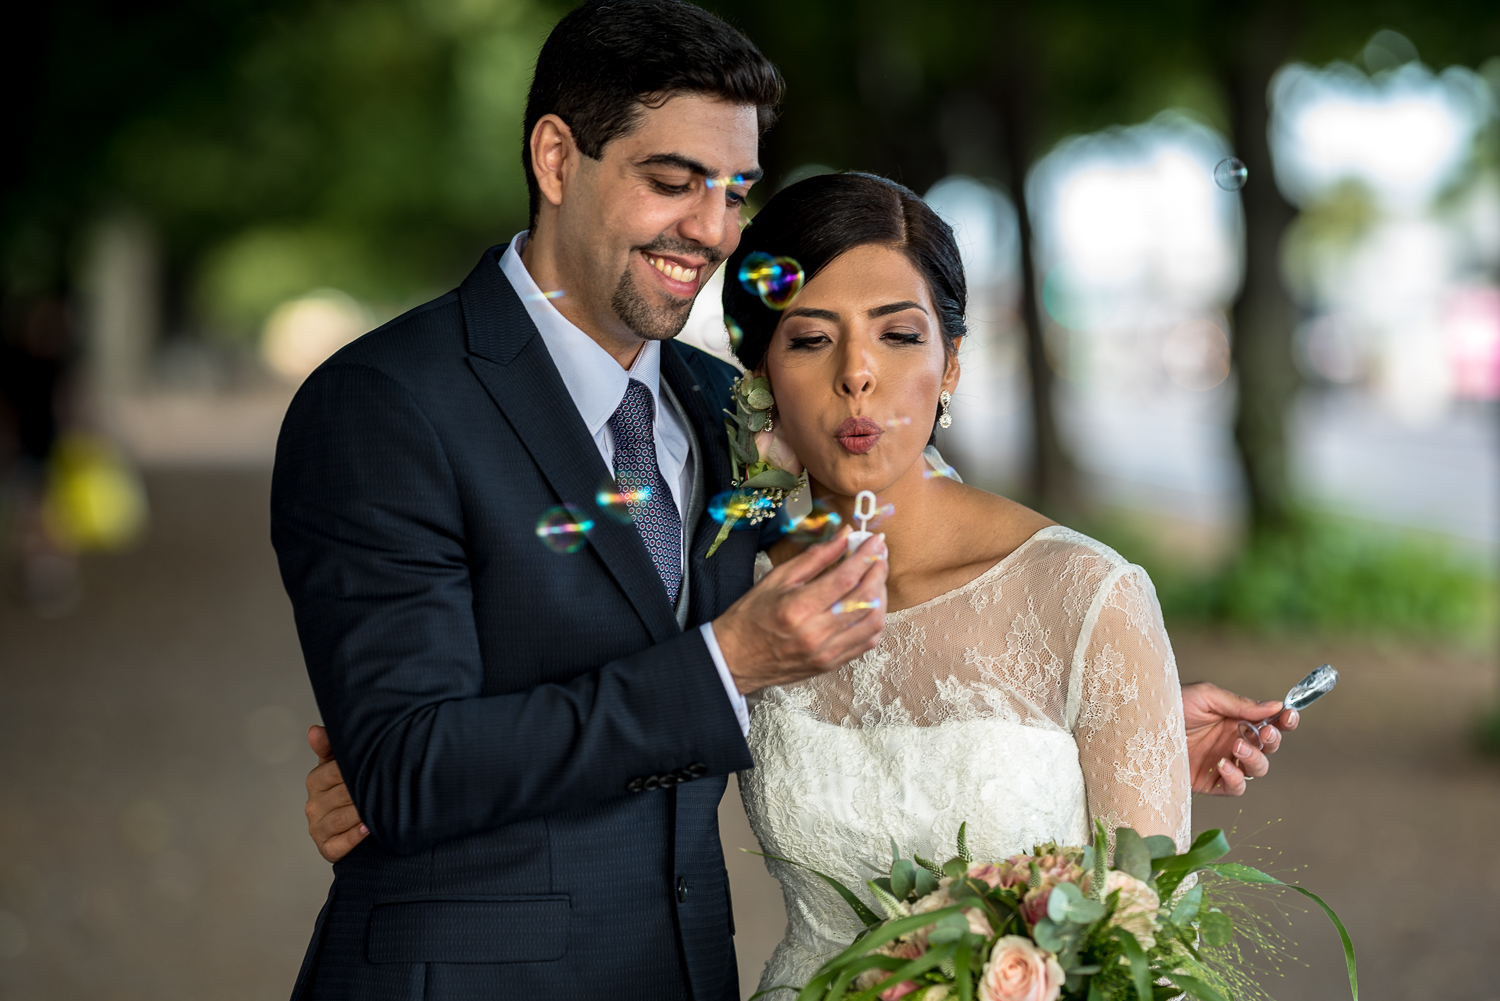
[[737, 526, 1191, 992]]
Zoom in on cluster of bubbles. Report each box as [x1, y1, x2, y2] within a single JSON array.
[[595, 476, 651, 525], [535, 504, 594, 554], [738, 252, 805, 310], [705, 173, 746, 190], [783, 499, 842, 545], [1213, 158, 1248, 192]]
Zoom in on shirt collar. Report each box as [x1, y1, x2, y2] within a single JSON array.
[[499, 231, 663, 437]]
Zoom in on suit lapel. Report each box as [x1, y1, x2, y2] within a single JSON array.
[[459, 246, 680, 644]]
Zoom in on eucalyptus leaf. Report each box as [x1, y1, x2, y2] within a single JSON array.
[[747, 409, 769, 432], [1047, 887, 1071, 923], [746, 388, 774, 410], [891, 859, 916, 901], [914, 867, 939, 898], [1113, 828, 1152, 882], [1200, 909, 1233, 947], [944, 858, 968, 880], [1054, 880, 1083, 904], [742, 468, 800, 489], [1033, 917, 1066, 952], [1144, 835, 1178, 860], [1081, 845, 1095, 871], [1067, 898, 1105, 924], [1170, 883, 1203, 926]]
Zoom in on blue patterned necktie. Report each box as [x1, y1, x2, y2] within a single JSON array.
[[608, 380, 682, 602]]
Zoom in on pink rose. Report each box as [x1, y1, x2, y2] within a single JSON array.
[[967, 863, 1026, 890], [880, 982, 921, 1000], [909, 885, 994, 943], [977, 936, 1065, 1001], [753, 423, 803, 475]]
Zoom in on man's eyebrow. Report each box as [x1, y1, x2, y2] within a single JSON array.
[[783, 307, 840, 321], [636, 153, 764, 183], [868, 301, 927, 318]]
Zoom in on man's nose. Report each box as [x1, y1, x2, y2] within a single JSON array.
[[676, 191, 733, 254]]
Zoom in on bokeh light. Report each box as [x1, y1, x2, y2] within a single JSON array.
[[708, 490, 774, 526], [534, 504, 594, 553], [738, 252, 805, 310], [726, 316, 744, 353], [260, 290, 369, 383], [830, 597, 882, 615]]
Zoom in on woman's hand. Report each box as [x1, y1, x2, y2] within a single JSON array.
[[1182, 682, 1299, 796], [305, 725, 368, 862]]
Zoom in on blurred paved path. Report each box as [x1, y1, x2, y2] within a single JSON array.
[[1, 470, 1496, 1000]]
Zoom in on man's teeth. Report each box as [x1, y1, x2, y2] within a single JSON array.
[[645, 254, 698, 283]]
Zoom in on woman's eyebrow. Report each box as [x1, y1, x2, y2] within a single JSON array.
[[868, 301, 927, 318], [783, 307, 840, 321]]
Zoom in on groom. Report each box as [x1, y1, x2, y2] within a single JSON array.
[[277, 1, 1297, 998], [271, 3, 893, 998]]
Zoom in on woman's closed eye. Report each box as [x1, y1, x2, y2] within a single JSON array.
[[788, 333, 832, 351], [882, 330, 925, 346]]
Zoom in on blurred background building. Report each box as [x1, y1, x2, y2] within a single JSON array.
[[1, 1, 1497, 998]]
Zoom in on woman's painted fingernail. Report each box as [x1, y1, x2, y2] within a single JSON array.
[[1287, 710, 1299, 727], [359, 824, 368, 834], [1218, 758, 1231, 772], [1234, 741, 1249, 757]]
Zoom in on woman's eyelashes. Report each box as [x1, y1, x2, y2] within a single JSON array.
[[882, 330, 925, 346], [787, 333, 831, 351]]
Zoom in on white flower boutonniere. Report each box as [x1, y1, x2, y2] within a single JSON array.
[[706, 374, 806, 557]]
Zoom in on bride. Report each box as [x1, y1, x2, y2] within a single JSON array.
[[299, 172, 1295, 993], [721, 172, 1190, 989]]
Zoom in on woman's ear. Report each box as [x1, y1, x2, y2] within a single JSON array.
[[941, 337, 962, 393]]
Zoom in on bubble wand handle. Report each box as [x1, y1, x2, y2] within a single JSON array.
[[845, 490, 877, 555], [1237, 664, 1338, 750]]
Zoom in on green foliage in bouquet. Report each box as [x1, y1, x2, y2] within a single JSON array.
[[707, 374, 803, 557], [750, 821, 1357, 1001]]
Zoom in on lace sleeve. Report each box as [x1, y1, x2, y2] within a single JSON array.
[[1070, 566, 1191, 849]]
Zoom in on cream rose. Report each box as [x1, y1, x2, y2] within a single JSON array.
[[753, 422, 803, 475], [1081, 870, 1160, 950], [977, 936, 1065, 1001]]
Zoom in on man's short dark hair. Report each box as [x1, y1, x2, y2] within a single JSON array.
[[522, 0, 783, 226]]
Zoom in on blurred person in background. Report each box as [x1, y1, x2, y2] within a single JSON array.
[[0, 295, 80, 615]]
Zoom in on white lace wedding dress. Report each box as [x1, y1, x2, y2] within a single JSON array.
[[738, 526, 1192, 993]]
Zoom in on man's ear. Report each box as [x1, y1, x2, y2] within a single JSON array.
[[530, 114, 577, 210]]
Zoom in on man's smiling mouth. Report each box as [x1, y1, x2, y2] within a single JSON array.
[[643, 252, 699, 284]]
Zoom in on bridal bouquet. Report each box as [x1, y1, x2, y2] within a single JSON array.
[[705, 372, 805, 556], [754, 821, 1356, 1001]]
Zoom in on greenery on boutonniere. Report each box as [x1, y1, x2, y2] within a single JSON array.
[[706, 373, 804, 557]]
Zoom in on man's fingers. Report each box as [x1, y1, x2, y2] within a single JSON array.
[[306, 758, 346, 795], [773, 529, 855, 587], [318, 823, 369, 864], [799, 533, 889, 604], [307, 724, 333, 762]]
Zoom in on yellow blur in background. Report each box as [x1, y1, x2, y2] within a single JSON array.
[[42, 435, 150, 553]]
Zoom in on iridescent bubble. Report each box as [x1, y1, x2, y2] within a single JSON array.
[[705, 173, 745, 190], [595, 476, 651, 524], [1213, 158, 1248, 192], [535, 504, 594, 553], [783, 499, 842, 545], [526, 289, 565, 302], [831, 597, 882, 615], [737, 252, 805, 310], [923, 461, 959, 481], [884, 416, 912, 428], [725, 316, 744, 354], [708, 490, 773, 526], [738, 252, 781, 296], [866, 502, 896, 530]]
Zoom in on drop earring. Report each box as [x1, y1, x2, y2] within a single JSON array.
[[937, 391, 953, 428]]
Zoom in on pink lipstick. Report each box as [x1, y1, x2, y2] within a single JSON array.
[[834, 417, 883, 454]]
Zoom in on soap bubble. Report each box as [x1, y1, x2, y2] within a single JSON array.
[[783, 499, 842, 545], [884, 416, 912, 428], [595, 476, 651, 524], [726, 316, 744, 353], [923, 460, 959, 480], [705, 173, 745, 190], [867, 502, 896, 529], [535, 504, 594, 553], [526, 289, 565, 302], [1213, 158, 1248, 191], [708, 490, 773, 526], [738, 252, 805, 311], [831, 597, 882, 615]]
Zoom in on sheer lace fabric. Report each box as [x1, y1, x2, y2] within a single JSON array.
[[738, 526, 1191, 992]]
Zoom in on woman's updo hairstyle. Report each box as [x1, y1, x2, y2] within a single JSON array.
[[724, 172, 968, 372]]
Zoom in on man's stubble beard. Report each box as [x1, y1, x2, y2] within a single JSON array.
[[609, 267, 696, 342]]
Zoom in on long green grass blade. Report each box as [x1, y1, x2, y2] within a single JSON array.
[[744, 849, 881, 926], [813, 905, 966, 975], [848, 947, 953, 1001], [1154, 829, 1230, 873], [1200, 863, 1358, 1000], [1112, 927, 1152, 1001]]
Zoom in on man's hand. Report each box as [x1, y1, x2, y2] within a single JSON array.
[[1182, 682, 1299, 796], [305, 725, 367, 863], [714, 530, 889, 694]]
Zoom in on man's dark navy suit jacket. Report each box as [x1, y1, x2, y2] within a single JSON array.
[[271, 245, 762, 1000]]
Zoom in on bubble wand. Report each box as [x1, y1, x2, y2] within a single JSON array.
[[845, 490, 878, 555]]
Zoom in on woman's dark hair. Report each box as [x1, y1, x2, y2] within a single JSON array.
[[523, 0, 784, 226], [724, 172, 968, 373]]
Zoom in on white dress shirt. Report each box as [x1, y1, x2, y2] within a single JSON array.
[[500, 233, 750, 736]]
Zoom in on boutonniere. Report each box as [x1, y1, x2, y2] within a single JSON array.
[[706, 373, 806, 556]]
